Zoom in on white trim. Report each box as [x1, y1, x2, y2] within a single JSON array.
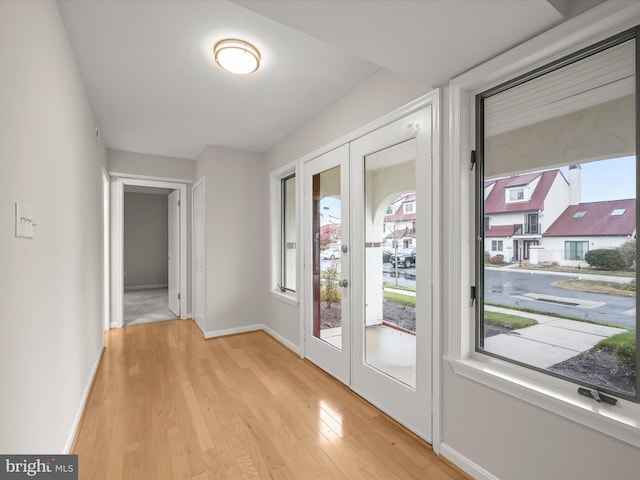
[[300, 92, 441, 165], [203, 324, 263, 339], [269, 290, 299, 306], [64, 346, 104, 453], [112, 177, 189, 328], [440, 443, 499, 480], [101, 168, 110, 332], [124, 283, 168, 291], [192, 177, 206, 334], [108, 171, 193, 184], [447, 1, 640, 450], [262, 325, 302, 356]]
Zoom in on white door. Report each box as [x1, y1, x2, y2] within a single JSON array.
[[304, 144, 351, 384], [192, 180, 206, 332], [168, 189, 180, 316], [302, 108, 433, 442], [350, 108, 433, 441]]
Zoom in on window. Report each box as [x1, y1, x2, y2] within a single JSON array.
[[507, 187, 525, 202], [281, 174, 296, 291], [476, 28, 637, 405], [386, 205, 394, 215], [564, 241, 589, 261], [484, 216, 490, 231], [404, 202, 415, 213], [270, 162, 298, 303]]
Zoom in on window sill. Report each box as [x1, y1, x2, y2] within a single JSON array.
[[270, 290, 299, 306], [445, 355, 640, 448]]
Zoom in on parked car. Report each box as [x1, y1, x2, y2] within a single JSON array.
[[382, 249, 393, 263], [389, 248, 416, 268], [321, 248, 341, 260]]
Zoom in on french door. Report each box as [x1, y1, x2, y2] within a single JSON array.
[[304, 107, 433, 441]]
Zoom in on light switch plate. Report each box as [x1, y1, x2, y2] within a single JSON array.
[[15, 202, 36, 239]]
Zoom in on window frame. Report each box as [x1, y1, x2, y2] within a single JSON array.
[[269, 160, 300, 305], [564, 240, 589, 261], [447, 4, 640, 449], [475, 25, 638, 402]]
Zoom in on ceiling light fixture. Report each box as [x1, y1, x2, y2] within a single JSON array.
[[213, 39, 261, 75]]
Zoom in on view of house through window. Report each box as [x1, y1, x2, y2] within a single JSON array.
[[478, 34, 637, 400]]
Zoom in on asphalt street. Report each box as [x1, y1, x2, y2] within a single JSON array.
[[381, 263, 635, 328]]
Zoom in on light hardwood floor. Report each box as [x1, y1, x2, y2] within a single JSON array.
[[72, 320, 468, 480]]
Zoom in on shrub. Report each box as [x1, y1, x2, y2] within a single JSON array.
[[621, 279, 636, 292], [490, 254, 504, 265], [484, 251, 491, 264], [584, 249, 626, 271], [321, 261, 341, 307], [617, 239, 636, 269]]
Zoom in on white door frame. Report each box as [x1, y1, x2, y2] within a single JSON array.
[[192, 177, 206, 334], [101, 167, 111, 332], [298, 90, 441, 450], [111, 177, 188, 328]]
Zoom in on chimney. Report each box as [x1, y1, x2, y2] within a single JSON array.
[[569, 165, 582, 206]]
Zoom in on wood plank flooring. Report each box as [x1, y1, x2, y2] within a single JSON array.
[[72, 320, 467, 480]]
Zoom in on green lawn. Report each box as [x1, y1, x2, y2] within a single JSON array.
[[596, 331, 636, 367], [383, 290, 416, 307], [485, 311, 537, 329]]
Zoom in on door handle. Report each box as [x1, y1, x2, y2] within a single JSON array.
[[339, 279, 348, 288]]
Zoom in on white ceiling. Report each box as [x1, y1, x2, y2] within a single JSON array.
[[56, 1, 598, 160]]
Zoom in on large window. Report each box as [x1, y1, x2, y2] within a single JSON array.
[[564, 241, 588, 261], [476, 28, 638, 403]]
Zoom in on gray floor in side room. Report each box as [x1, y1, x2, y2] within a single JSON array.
[[123, 287, 178, 326]]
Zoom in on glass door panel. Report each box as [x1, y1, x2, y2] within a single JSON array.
[[364, 139, 417, 388], [313, 166, 343, 349], [304, 144, 350, 385]]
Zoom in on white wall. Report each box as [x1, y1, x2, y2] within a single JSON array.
[[262, 69, 430, 347], [124, 192, 168, 288], [195, 146, 267, 335], [0, 1, 105, 452]]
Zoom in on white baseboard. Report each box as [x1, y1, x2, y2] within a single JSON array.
[[204, 324, 263, 339], [440, 443, 499, 480], [64, 346, 105, 453], [262, 325, 301, 356], [184, 312, 193, 320], [124, 284, 168, 291]]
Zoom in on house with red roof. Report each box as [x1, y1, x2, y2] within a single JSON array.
[[485, 165, 636, 266], [484, 168, 571, 261], [540, 199, 636, 266], [383, 193, 416, 249]]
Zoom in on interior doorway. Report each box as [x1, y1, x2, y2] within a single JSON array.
[[111, 178, 188, 328]]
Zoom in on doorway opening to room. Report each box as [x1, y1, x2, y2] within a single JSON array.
[[111, 178, 188, 328]]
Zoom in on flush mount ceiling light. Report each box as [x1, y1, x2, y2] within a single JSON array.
[[213, 39, 261, 75]]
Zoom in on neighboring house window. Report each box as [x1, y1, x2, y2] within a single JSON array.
[[612, 208, 626, 216], [564, 241, 588, 261], [484, 216, 490, 231], [507, 187, 525, 202], [386, 205, 394, 215], [404, 202, 415, 213], [281, 174, 296, 291], [270, 163, 298, 302], [475, 28, 638, 405]]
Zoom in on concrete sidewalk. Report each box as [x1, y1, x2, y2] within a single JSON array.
[[484, 305, 627, 368]]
